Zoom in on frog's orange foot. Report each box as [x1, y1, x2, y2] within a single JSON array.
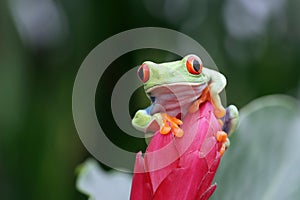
[[160, 113, 184, 137], [216, 131, 229, 156]]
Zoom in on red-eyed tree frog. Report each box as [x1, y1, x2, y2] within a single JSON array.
[[132, 54, 239, 153]]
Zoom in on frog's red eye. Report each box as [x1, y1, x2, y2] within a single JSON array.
[[137, 63, 149, 83], [186, 56, 203, 75]]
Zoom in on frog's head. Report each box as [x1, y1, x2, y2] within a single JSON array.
[[137, 54, 209, 93]]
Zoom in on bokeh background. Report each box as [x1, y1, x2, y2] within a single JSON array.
[[1, 0, 300, 199]]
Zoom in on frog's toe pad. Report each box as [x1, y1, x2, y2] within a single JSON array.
[[216, 131, 227, 143], [216, 131, 229, 156], [160, 124, 171, 135]]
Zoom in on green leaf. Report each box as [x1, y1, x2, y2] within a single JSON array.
[[76, 159, 131, 200], [212, 95, 300, 200]]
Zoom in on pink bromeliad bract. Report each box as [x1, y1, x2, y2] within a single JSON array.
[[130, 102, 225, 200]]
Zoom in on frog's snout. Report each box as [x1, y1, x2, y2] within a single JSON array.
[[137, 63, 150, 83]]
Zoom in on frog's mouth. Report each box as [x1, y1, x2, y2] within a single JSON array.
[[146, 82, 207, 95]]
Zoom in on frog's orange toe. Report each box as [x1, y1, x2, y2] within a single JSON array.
[[160, 113, 183, 137], [171, 117, 183, 126], [172, 127, 184, 137], [216, 131, 227, 143], [216, 131, 228, 156]]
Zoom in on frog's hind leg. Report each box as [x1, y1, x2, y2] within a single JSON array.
[[216, 105, 238, 156], [189, 86, 226, 120], [222, 105, 239, 136]]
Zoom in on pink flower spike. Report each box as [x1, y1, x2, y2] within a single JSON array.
[[130, 102, 225, 200], [153, 151, 211, 200], [144, 131, 179, 192], [130, 152, 152, 200]]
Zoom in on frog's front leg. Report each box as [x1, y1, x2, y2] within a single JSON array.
[[132, 106, 160, 133], [132, 107, 184, 137]]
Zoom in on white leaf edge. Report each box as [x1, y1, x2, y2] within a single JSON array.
[[76, 159, 132, 200]]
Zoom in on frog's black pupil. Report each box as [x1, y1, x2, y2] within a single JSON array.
[[138, 67, 144, 81], [193, 60, 200, 72]]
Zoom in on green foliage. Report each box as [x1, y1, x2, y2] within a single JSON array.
[[212, 95, 300, 199]]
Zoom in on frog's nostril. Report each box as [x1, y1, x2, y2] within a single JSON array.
[[137, 63, 149, 83]]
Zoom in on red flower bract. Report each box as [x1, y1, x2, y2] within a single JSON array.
[[130, 102, 224, 200]]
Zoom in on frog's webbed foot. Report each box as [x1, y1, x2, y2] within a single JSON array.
[[222, 105, 239, 136], [160, 113, 184, 137], [214, 105, 238, 156], [132, 110, 184, 137], [215, 105, 238, 156]]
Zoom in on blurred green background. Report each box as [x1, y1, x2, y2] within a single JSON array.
[[1, 0, 300, 199]]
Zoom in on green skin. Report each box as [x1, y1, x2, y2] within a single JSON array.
[[132, 54, 239, 138]]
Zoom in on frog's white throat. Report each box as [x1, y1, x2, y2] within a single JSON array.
[[147, 83, 208, 119]]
